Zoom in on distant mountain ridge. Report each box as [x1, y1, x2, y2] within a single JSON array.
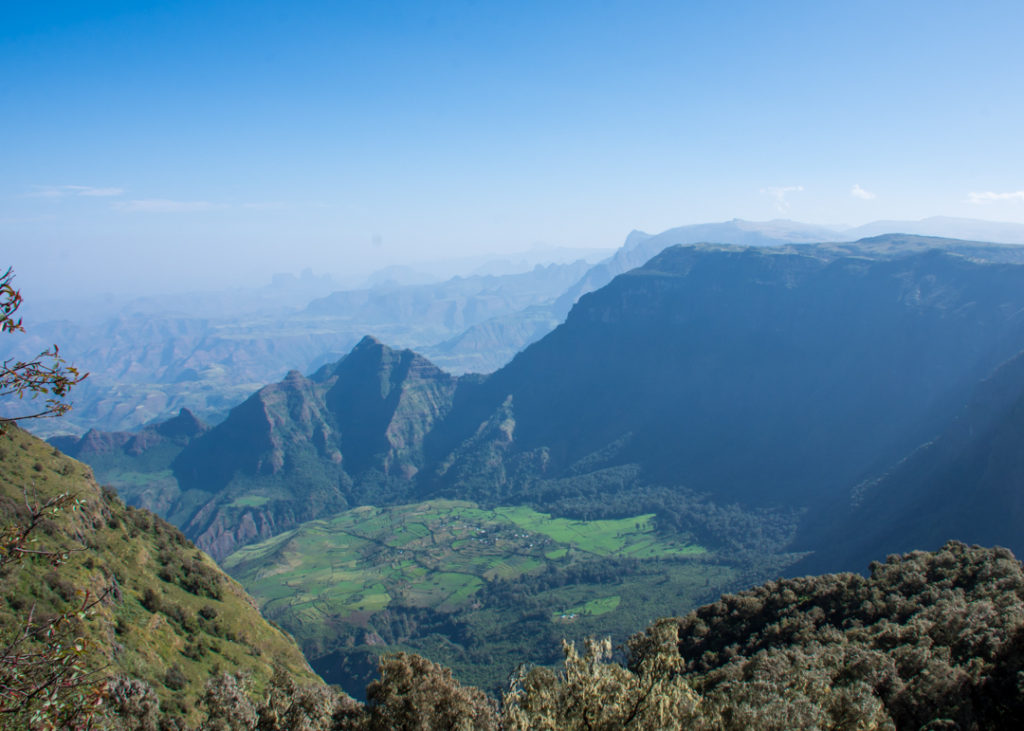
[[63, 234, 1024, 567], [167, 336, 465, 558], [18, 216, 1024, 437]]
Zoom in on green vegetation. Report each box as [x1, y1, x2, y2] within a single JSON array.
[[0, 425, 320, 727], [227, 494, 271, 508], [554, 595, 621, 620], [223, 498, 752, 695], [495, 506, 705, 558], [5, 432, 1024, 730], [225, 500, 704, 624]]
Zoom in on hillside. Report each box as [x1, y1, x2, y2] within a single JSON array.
[[0, 424, 320, 727], [631, 541, 1024, 729], [51, 407, 209, 525], [801, 346, 1024, 571], [66, 237, 1024, 569], [169, 336, 463, 559], [424, 239, 1024, 511]]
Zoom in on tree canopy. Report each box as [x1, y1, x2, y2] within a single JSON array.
[[0, 268, 86, 431]]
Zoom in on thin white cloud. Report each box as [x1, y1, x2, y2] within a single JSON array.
[[113, 199, 216, 213], [27, 184, 124, 198], [851, 184, 876, 200], [74, 186, 124, 197], [760, 185, 804, 212], [239, 201, 288, 210], [968, 190, 1024, 204]]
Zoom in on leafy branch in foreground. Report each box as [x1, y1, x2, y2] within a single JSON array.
[[0, 268, 87, 432], [0, 491, 108, 730]]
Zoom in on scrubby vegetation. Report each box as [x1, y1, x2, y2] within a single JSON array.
[[0, 425, 320, 728], [5, 430, 1024, 731]]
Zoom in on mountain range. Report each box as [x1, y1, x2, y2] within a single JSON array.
[[45, 228, 1024, 698], [59, 233, 1024, 567], [17, 216, 1024, 440]]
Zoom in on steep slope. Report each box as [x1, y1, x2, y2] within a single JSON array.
[[802, 347, 1024, 571], [423, 242, 1024, 515], [50, 407, 209, 522], [552, 219, 845, 314], [412, 221, 847, 376], [170, 336, 462, 558], [78, 237, 1024, 568], [0, 424, 320, 727]]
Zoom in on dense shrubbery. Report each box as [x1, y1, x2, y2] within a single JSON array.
[[5, 448, 1024, 731], [643, 540, 1024, 729], [80, 541, 1024, 729]]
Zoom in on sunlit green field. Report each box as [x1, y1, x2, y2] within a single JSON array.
[[224, 499, 705, 640]]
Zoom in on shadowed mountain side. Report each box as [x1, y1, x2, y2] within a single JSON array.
[[61, 237, 1024, 570], [798, 348, 1024, 573], [423, 241, 1024, 511], [170, 336, 463, 559], [552, 219, 846, 314]]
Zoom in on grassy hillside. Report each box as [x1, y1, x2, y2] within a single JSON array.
[[0, 425, 321, 726]]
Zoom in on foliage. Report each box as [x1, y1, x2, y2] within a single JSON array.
[[224, 498, 748, 696], [630, 541, 1024, 729], [104, 676, 161, 730], [0, 491, 107, 730], [0, 268, 87, 431], [502, 632, 703, 730], [255, 664, 347, 731], [337, 652, 497, 731], [0, 425, 322, 728]]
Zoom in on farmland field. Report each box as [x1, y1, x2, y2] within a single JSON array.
[[223, 499, 738, 695]]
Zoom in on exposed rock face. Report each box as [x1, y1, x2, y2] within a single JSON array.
[[427, 243, 1024, 510], [54, 407, 209, 461], [171, 336, 463, 558], [64, 238, 1024, 568]]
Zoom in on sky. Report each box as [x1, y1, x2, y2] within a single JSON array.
[[3, 0, 1024, 298]]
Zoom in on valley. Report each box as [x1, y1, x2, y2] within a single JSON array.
[[9, 3, 1024, 725], [222, 499, 723, 695], [49, 231, 1024, 699], [11, 229, 1024, 725]]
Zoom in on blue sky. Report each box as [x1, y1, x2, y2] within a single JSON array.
[[3, 0, 1024, 297]]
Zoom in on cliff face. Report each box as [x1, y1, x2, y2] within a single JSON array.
[[63, 238, 1024, 569], [802, 348, 1024, 570], [429, 243, 1024, 509], [170, 336, 461, 558]]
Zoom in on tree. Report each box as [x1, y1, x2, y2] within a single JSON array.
[[0, 268, 86, 432], [335, 652, 497, 731], [502, 633, 704, 730], [0, 491, 108, 730]]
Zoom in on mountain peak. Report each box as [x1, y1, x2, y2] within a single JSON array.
[[355, 334, 383, 348], [155, 407, 207, 439]]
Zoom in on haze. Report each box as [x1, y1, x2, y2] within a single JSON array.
[[4, 0, 1024, 299]]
